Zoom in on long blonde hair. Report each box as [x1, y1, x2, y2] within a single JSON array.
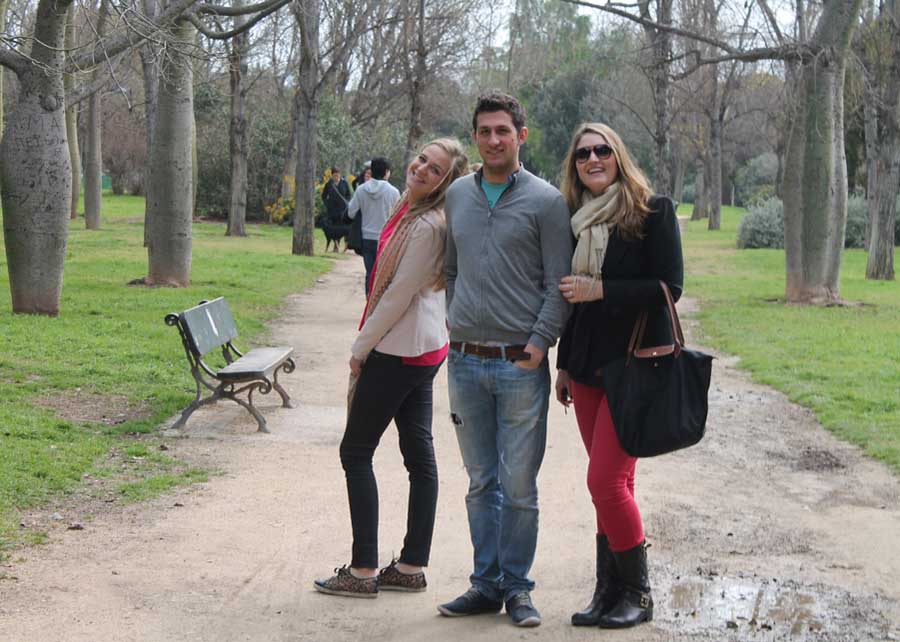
[[387, 138, 469, 290], [559, 123, 652, 240]]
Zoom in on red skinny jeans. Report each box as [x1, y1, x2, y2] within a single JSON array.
[[571, 380, 644, 552]]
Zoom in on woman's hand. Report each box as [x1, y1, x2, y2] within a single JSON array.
[[349, 355, 364, 376], [555, 369, 572, 408], [559, 275, 603, 303]]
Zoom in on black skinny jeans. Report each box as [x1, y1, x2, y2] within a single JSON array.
[[340, 350, 443, 568]]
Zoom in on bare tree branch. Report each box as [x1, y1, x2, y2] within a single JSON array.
[[186, 0, 290, 40]]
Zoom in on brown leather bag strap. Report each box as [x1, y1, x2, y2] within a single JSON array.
[[626, 281, 684, 360]]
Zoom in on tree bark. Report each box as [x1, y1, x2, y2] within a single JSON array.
[[281, 88, 301, 203], [83, 0, 109, 231], [863, 78, 878, 247], [783, 0, 863, 304], [640, 0, 672, 194], [866, 0, 900, 280], [707, 66, 722, 230], [139, 0, 160, 246], [145, 18, 195, 286], [64, 6, 81, 221], [671, 139, 685, 203], [691, 158, 708, 220], [0, 0, 74, 314], [402, 0, 427, 170], [291, 0, 319, 256], [226, 2, 249, 237]]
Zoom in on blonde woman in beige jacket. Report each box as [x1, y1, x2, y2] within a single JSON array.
[[315, 139, 469, 599]]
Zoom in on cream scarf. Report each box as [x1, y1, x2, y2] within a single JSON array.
[[570, 182, 621, 278]]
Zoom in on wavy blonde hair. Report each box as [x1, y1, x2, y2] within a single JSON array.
[[559, 123, 652, 240], [389, 138, 470, 290]]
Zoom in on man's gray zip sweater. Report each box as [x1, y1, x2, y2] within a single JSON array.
[[444, 167, 573, 353]]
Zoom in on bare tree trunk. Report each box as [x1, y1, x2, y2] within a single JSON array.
[[227, 3, 249, 237], [140, 0, 159, 246], [866, 0, 900, 280], [864, 81, 878, 247], [64, 6, 81, 221], [403, 0, 426, 169], [783, 0, 862, 304], [671, 139, 685, 203], [291, 0, 319, 256], [281, 88, 301, 203], [641, 0, 672, 194], [0, 0, 8, 155], [707, 73, 722, 230], [1, 0, 74, 314], [145, 18, 195, 286], [191, 110, 198, 214], [84, 0, 109, 230], [691, 158, 708, 220], [83, 92, 103, 229]]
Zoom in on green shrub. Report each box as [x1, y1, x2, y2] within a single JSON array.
[[737, 194, 899, 250], [844, 194, 868, 249], [736, 197, 783, 249]]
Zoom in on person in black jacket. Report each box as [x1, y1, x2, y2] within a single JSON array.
[[555, 123, 683, 630]]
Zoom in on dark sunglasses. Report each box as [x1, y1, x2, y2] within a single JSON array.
[[574, 144, 613, 163]]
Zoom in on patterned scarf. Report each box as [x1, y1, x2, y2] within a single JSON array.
[[570, 182, 621, 278], [360, 200, 424, 326], [349, 199, 433, 410]]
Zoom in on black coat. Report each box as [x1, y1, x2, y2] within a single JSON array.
[[322, 178, 352, 221], [556, 195, 684, 387]]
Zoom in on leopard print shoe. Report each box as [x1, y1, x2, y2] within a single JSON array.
[[314, 565, 378, 598], [377, 559, 427, 592]]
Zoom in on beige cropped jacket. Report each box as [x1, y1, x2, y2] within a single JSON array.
[[350, 209, 448, 361]]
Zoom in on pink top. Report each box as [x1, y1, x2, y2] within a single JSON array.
[[360, 203, 448, 367]]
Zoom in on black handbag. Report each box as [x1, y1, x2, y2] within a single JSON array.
[[347, 213, 363, 255], [603, 281, 713, 458]]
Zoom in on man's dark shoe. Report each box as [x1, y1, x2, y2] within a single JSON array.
[[505, 591, 541, 627], [437, 587, 503, 617]]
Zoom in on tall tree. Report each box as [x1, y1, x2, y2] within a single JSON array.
[[571, 0, 865, 304], [290, 0, 373, 256], [226, 0, 250, 237], [84, 0, 110, 230], [64, 6, 81, 221], [144, 17, 196, 285], [862, 0, 899, 280], [1, 0, 75, 314], [640, 0, 673, 194], [140, 0, 161, 246], [0, 0, 290, 313], [402, 0, 426, 169]]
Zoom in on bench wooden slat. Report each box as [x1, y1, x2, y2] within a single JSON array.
[[217, 346, 294, 381], [180, 297, 238, 356]]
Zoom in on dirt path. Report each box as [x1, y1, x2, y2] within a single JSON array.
[[1, 257, 898, 642]]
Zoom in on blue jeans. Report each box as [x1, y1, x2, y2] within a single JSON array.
[[362, 239, 378, 295], [447, 348, 550, 601]]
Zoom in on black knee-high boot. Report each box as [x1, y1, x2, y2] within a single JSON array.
[[598, 541, 653, 628], [571, 534, 619, 626]]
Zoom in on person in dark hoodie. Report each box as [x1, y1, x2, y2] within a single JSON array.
[[347, 157, 401, 294]]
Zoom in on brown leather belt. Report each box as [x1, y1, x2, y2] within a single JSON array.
[[449, 341, 529, 362]]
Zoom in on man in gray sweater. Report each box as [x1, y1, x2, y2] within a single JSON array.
[[438, 91, 573, 627]]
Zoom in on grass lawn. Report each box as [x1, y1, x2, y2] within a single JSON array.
[[0, 194, 335, 555], [679, 204, 900, 473]]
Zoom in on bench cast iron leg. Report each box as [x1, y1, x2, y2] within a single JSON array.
[[173, 388, 223, 430], [273, 369, 295, 409], [228, 393, 269, 433]]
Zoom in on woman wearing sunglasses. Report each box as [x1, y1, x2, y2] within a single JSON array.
[[555, 123, 683, 628], [314, 138, 469, 599]]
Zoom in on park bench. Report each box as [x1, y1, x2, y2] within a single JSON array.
[[165, 298, 295, 433]]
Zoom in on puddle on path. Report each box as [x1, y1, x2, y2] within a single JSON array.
[[658, 575, 898, 641]]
